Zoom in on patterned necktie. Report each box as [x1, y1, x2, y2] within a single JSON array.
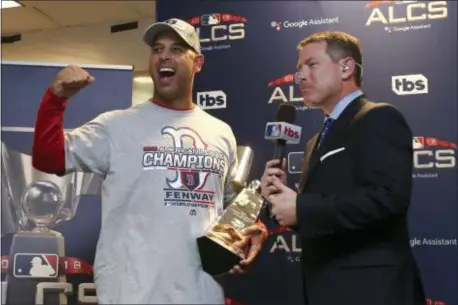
[[317, 117, 334, 149]]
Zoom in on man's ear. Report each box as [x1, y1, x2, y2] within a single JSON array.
[[340, 57, 356, 80], [194, 54, 205, 73]]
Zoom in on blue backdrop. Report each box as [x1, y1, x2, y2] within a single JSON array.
[[157, 1, 457, 305]]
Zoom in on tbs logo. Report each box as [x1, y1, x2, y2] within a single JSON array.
[[285, 126, 299, 138], [392, 74, 428, 95], [197, 90, 226, 110], [265, 122, 302, 144]]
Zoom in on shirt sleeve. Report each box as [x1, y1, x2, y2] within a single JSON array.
[[63, 113, 112, 176], [32, 88, 111, 177], [32, 88, 68, 174]]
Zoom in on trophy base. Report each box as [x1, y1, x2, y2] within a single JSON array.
[[5, 231, 66, 305], [197, 235, 242, 277]]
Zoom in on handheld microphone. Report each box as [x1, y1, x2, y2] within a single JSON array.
[[264, 104, 301, 221], [265, 104, 302, 164]]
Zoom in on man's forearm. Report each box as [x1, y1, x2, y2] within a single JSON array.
[[32, 88, 67, 174]]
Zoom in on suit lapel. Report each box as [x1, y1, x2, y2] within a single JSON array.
[[297, 96, 366, 193], [297, 134, 319, 193]]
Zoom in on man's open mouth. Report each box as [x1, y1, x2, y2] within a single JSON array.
[[158, 67, 176, 79]]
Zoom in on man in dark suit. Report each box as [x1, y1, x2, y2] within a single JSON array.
[[260, 31, 426, 305]]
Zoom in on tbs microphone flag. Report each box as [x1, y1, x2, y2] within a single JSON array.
[[265, 122, 302, 144]]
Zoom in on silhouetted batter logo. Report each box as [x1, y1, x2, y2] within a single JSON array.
[[266, 124, 281, 137], [13, 253, 58, 278], [201, 14, 221, 26]]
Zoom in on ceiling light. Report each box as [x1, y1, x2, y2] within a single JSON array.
[[1, 1, 22, 9]]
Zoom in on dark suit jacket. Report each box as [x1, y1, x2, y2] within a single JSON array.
[[294, 96, 425, 305]]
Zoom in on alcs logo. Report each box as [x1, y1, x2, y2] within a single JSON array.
[[365, 1, 448, 26], [413, 136, 456, 169], [197, 90, 226, 110], [187, 13, 247, 51], [268, 226, 302, 263], [267, 73, 304, 106], [392, 74, 428, 95]]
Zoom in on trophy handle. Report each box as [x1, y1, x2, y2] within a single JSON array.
[[232, 146, 254, 192]]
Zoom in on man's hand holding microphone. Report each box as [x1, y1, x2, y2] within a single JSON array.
[[261, 104, 302, 227], [261, 159, 298, 227]]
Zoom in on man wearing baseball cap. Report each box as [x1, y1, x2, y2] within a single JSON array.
[[32, 18, 267, 304]]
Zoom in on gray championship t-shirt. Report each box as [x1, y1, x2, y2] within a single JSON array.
[[63, 101, 238, 304]]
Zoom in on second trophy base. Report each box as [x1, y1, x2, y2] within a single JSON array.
[[197, 235, 242, 277]]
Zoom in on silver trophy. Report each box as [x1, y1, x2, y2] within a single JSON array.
[[1, 141, 104, 305], [197, 146, 265, 276], [1, 141, 103, 236], [21, 181, 64, 233], [5, 181, 68, 305], [0, 142, 103, 305]]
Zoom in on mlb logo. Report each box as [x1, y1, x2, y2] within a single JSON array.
[[13, 253, 59, 278], [266, 124, 281, 137], [412, 137, 424, 150], [201, 14, 221, 26]]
